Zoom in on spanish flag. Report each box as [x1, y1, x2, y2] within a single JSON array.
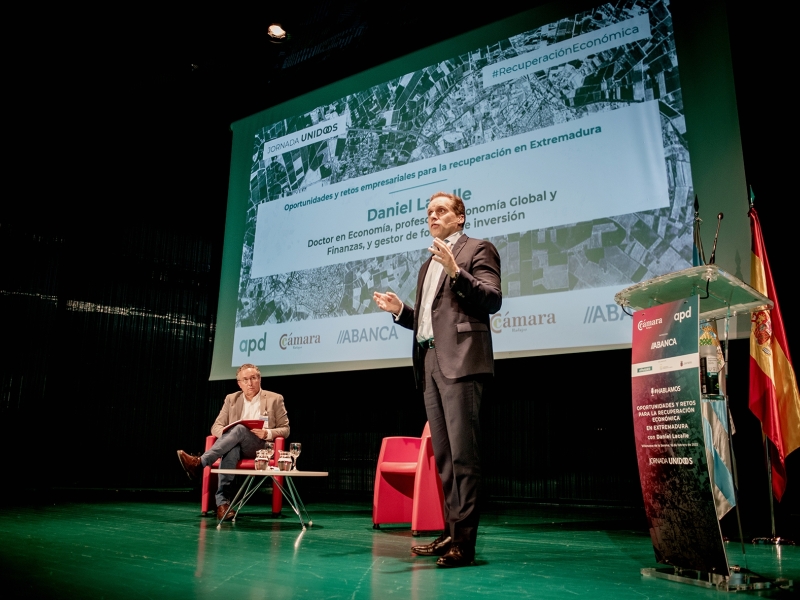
[[749, 203, 800, 501]]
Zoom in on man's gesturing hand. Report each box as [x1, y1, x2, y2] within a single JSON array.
[[373, 291, 403, 315], [429, 238, 458, 278]]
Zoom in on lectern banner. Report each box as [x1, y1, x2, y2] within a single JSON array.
[[631, 296, 728, 574]]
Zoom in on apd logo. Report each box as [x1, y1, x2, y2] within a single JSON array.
[[673, 305, 692, 323], [239, 333, 267, 356]]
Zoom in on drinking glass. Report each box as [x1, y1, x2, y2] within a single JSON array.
[[278, 450, 292, 471], [255, 449, 269, 470], [290, 442, 302, 470], [265, 441, 275, 465]]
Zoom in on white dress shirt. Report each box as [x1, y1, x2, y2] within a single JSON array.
[[413, 230, 462, 343], [240, 389, 273, 439], [241, 390, 262, 420]]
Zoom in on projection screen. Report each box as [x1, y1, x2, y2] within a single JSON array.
[[210, 0, 748, 379]]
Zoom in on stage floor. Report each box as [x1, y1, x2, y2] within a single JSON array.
[[1, 495, 796, 599]]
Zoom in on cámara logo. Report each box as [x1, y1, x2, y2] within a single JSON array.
[[279, 333, 321, 350], [491, 311, 555, 334], [637, 317, 663, 331]]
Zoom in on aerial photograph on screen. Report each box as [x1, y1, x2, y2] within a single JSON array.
[[236, 0, 691, 328]]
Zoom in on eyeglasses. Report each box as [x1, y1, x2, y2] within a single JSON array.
[[237, 376, 260, 383]]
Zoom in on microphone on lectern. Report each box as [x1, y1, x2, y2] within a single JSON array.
[[709, 212, 724, 265]]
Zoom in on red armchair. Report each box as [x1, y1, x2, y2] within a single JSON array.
[[200, 436, 285, 515], [372, 422, 445, 535]]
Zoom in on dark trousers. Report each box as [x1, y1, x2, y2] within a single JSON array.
[[201, 424, 266, 507], [421, 346, 484, 548]]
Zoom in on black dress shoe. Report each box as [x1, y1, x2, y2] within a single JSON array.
[[177, 450, 203, 481], [411, 535, 452, 556], [436, 544, 475, 568]]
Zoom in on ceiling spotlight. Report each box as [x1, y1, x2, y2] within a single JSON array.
[[268, 23, 287, 42]]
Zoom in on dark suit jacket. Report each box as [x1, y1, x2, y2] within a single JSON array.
[[397, 234, 502, 383]]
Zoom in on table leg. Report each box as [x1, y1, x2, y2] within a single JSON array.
[[213, 473, 314, 530], [217, 475, 268, 528], [271, 477, 313, 530]]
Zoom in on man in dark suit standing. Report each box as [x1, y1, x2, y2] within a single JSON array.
[[373, 191, 502, 567]]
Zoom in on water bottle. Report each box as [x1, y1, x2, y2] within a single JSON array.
[[699, 342, 719, 396]]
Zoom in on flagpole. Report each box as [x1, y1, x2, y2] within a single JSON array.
[[751, 436, 797, 545], [766, 436, 776, 538], [749, 187, 795, 546], [751, 436, 794, 544]]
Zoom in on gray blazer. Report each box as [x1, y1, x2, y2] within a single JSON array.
[[210, 389, 290, 440]]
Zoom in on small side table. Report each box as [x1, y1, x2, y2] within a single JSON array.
[[211, 468, 328, 529]]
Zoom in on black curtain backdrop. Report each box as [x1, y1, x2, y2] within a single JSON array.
[[1, 0, 796, 539]]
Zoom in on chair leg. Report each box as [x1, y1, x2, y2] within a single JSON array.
[[272, 438, 285, 515], [272, 475, 284, 515]]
